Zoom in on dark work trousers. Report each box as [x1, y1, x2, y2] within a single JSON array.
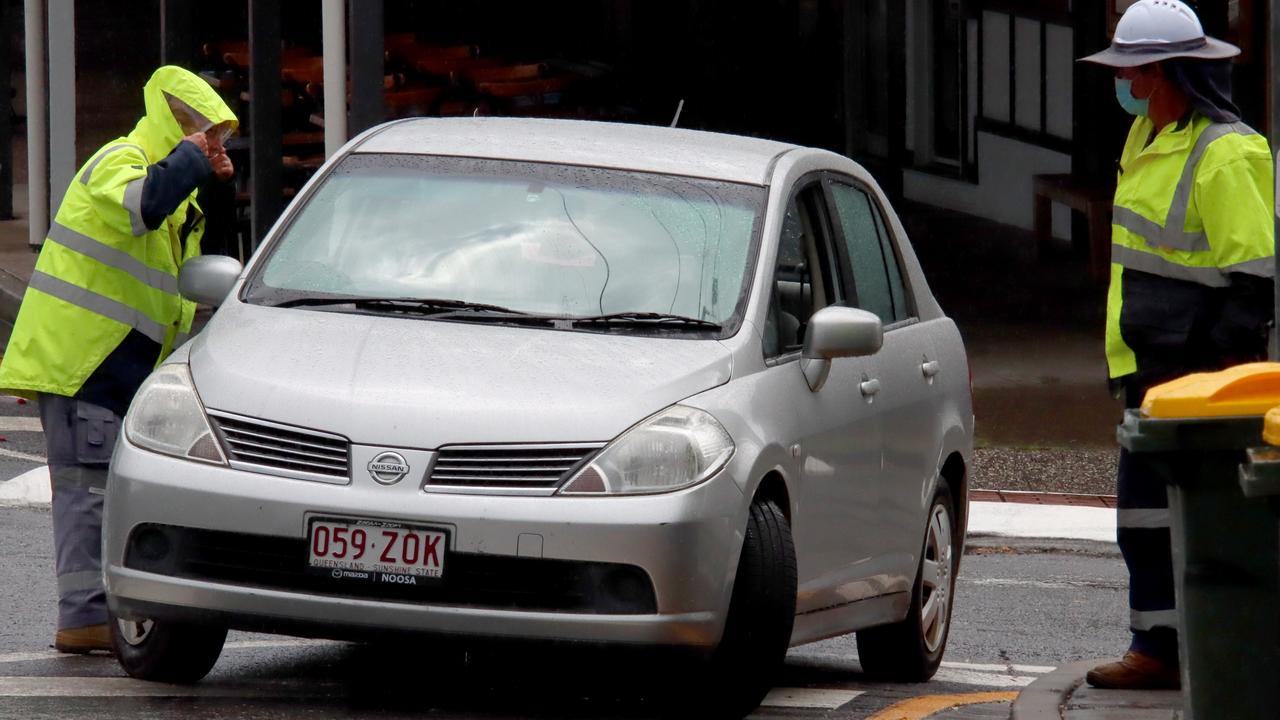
[[1117, 386, 1178, 663], [38, 394, 120, 631]]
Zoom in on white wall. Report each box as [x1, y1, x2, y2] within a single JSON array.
[[1044, 24, 1074, 139], [904, 131, 1072, 238], [900, 12, 1076, 239], [981, 12, 1010, 123]]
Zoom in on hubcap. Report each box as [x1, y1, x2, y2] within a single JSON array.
[[920, 502, 953, 653], [117, 618, 154, 647]]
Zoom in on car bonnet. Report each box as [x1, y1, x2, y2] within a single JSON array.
[[187, 301, 734, 447]]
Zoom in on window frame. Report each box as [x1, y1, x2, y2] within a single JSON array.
[[762, 173, 848, 365], [821, 173, 919, 329]]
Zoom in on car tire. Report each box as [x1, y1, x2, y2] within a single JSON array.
[[694, 496, 797, 718], [110, 611, 227, 684], [855, 478, 958, 682]]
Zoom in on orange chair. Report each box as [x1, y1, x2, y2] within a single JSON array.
[[464, 63, 546, 85]]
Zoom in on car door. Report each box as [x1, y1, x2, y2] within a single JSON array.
[[759, 177, 886, 616], [825, 176, 944, 590]]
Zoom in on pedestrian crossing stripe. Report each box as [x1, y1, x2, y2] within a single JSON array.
[[759, 688, 864, 709], [0, 677, 865, 707], [0, 676, 328, 698], [864, 691, 1019, 719], [0, 417, 42, 432]]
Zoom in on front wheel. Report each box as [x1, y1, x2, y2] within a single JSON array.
[[856, 479, 958, 681], [110, 611, 227, 684], [689, 496, 797, 718]]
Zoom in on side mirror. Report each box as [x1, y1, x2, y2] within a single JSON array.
[[800, 306, 883, 391], [178, 255, 243, 307]]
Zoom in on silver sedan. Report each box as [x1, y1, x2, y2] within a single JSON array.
[[103, 117, 973, 717]]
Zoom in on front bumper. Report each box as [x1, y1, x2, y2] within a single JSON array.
[[104, 439, 746, 648]]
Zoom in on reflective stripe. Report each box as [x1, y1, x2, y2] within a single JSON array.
[[174, 331, 191, 347], [1112, 207, 1207, 253], [1224, 256, 1276, 278], [1114, 122, 1256, 252], [47, 222, 179, 296], [29, 271, 171, 344], [122, 178, 148, 237], [56, 570, 103, 596], [1131, 608, 1179, 631], [79, 143, 147, 185], [1110, 245, 1229, 287], [1118, 508, 1170, 529]]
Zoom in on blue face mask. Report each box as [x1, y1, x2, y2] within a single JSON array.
[[1114, 78, 1149, 117]]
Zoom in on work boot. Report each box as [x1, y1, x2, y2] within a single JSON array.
[[1085, 650, 1180, 690], [53, 623, 113, 654]]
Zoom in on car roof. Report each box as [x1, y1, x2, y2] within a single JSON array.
[[352, 117, 800, 185]]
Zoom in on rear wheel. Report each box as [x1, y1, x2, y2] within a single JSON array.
[[110, 611, 227, 684], [856, 479, 957, 681], [692, 496, 797, 718]]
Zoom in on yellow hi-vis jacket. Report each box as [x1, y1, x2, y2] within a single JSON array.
[[1105, 112, 1275, 381], [0, 66, 237, 399]]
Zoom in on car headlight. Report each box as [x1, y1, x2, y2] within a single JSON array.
[[560, 405, 733, 495], [124, 364, 226, 465]]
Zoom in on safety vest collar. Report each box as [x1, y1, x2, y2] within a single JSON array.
[[1130, 114, 1201, 160]]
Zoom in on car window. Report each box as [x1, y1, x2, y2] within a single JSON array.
[[243, 155, 765, 333], [763, 182, 842, 357], [871, 206, 909, 320], [828, 181, 909, 324]]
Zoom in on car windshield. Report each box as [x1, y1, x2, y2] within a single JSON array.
[[243, 155, 765, 332]]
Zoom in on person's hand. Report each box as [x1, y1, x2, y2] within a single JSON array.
[[183, 132, 209, 156], [210, 151, 234, 180]]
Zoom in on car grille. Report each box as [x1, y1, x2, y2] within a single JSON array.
[[207, 411, 350, 482], [125, 524, 657, 615], [427, 444, 604, 490]]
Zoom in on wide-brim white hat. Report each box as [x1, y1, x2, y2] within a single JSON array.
[[1080, 36, 1240, 67], [1079, 0, 1240, 67]]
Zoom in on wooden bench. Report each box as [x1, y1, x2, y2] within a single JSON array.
[[1031, 173, 1115, 283]]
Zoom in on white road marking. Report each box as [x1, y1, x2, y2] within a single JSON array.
[[931, 667, 1039, 688], [0, 639, 332, 665], [942, 660, 1055, 675], [0, 676, 335, 698], [0, 677, 867, 705], [0, 447, 46, 463], [222, 639, 334, 651], [759, 687, 864, 709], [968, 577, 1127, 591], [797, 652, 1052, 688], [0, 417, 42, 432], [0, 651, 66, 665]]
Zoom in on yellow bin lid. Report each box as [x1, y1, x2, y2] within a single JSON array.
[[1142, 362, 1280, 419]]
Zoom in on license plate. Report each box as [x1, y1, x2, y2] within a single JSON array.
[[307, 517, 446, 581]]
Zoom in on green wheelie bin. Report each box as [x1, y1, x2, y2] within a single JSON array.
[[1116, 363, 1280, 720]]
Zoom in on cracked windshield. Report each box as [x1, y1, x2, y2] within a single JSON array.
[[247, 156, 763, 327]]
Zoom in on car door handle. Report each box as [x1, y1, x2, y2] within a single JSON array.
[[860, 379, 881, 397], [921, 360, 941, 378]]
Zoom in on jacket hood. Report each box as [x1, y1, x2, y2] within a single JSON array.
[[128, 66, 238, 161]]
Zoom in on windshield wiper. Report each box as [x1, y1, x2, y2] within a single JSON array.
[[571, 312, 722, 330], [270, 296, 530, 316]]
